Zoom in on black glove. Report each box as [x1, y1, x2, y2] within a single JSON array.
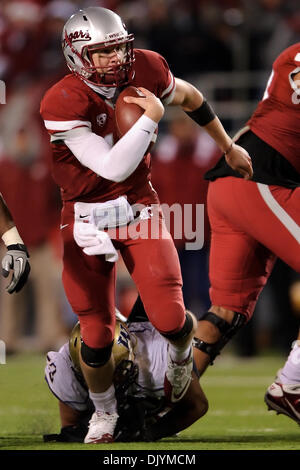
[[2, 243, 30, 293], [114, 395, 166, 442], [43, 423, 88, 443], [114, 397, 146, 442]]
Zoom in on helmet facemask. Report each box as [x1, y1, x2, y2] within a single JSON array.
[[85, 36, 135, 87]]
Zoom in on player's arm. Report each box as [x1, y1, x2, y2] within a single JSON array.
[[143, 372, 208, 441], [48, 88, 164, 183], [44, 346, 91, 443], [44, 401, 88, 443], [0, 194, 15, 237], [169, 78, 253, 180], [59, 401, 84, 427], [0, 194, 30, 294]]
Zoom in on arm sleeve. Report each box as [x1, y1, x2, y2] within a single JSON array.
[[63, 114, 157, 182]]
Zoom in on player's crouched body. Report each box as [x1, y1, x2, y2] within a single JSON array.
[[44, 309, 208, 443]]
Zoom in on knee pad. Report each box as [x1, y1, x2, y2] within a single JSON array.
[[80, 340, 113, 368], [193, 311, 246, 364], [161, 311, 194, 341]]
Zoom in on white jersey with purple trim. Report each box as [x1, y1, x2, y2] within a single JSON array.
[[45, 343, 90, 411], [45, 322, 168, 411], [128, 321, 168, 397]]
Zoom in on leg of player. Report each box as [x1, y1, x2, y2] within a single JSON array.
[[193, 177, 281, 376], [121, 210, 197, 404], [61, 229, 119, 444], [193, 306, 246, 376], [79, 347, 119, 444], [265, 328, 300, 425], [163, 311, 198, 403]]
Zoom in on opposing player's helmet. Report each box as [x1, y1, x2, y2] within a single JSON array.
[[62, 6, 135, 87], [69, 314, 135, 373]]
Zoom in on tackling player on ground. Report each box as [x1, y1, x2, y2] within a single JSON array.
[[40, 6, 252, 443], [44, 309, 208, 443]]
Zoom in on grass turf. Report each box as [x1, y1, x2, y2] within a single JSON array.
[[0, 352, 299, 451]]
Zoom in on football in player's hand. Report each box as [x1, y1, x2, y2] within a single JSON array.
[[114, 86, 157, 152], [114, 86, 145, 138]]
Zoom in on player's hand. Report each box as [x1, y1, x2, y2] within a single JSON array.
[[225, 143, 253, 180], [2, 244, 30, 294], [43, 424, 87, 443], [123, 87, 164, 123]]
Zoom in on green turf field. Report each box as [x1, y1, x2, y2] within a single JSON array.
[[0, 352, 299, 451]]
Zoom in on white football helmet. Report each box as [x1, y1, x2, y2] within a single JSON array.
[[62, 6, 135, 87]]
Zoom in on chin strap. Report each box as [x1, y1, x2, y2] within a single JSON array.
[[83, 79, 117, 99]]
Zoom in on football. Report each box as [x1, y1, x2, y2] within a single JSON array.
[[114, 86, 158, 151], [114, 86, 145, 138]]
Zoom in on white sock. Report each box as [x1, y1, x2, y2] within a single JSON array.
[[278, 340, 300, 385], [168, 342, 192, 363], [89, 384, 117, 414]]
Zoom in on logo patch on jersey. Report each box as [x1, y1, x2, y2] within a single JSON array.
[[96, 113, 107, 127]]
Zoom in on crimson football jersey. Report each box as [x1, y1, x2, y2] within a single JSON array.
[[40, 49, 175, 204], [248, 43, 300, 173]]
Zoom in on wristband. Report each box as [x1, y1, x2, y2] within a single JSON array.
[[2, 226, 24, 246], [6, 243, 29, 256], [185, 100, 216, 126]]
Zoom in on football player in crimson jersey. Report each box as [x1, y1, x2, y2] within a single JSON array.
[[40, 7, 252, 443], [0, 194, 30, 294], [189, 43, 300, 426]]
